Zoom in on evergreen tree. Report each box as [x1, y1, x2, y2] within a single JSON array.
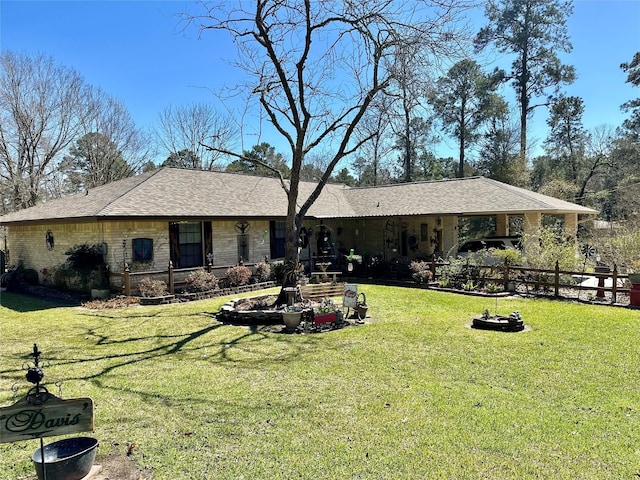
[[475, 0, 575, 167], [429, 59, 504, 178], [61, 132, 133, 192]]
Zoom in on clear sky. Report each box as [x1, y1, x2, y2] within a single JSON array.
[[1, 0, 639, 163]]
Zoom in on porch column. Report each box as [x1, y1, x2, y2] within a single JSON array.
[[523, 212, 541, 236], [523, 212, 541, 253], [496, 214, 509, 236], [564, 213, 578, 239]]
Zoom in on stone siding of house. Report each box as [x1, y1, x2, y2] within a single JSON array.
[[7, 222, 106, 281], [5, 219, 273, 286], [212, 219, 271, 266]]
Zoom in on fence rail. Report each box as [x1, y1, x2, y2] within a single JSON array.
[[426, 259, 634, 305], [111, 262, 257, 296], [110, 259, 637, 306]]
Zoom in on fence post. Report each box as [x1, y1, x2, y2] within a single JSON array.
[[168, 261, 174, 294], [503, 260, 510, 291], [123, 263, 131, 296], [554, 260, 560, 298], [612, 263, 618, 304], [207, 262, 213, 273]]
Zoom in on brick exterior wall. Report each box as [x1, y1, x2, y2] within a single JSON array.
[[5, 218, 273, 285]]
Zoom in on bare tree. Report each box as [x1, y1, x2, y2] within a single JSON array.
[[388, 39, 437, 183], [185, 0, 469, 272], [0, 51, 88, 210], [56, 88, 152, 194], [83, 88, 152, 177], [156, 103, 236, 170], [353, 95, 396, 186]]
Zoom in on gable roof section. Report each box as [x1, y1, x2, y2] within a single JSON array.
[[341, 176, 598, 217], [0, 168, 354, 223], [0, 168, 596, 224]]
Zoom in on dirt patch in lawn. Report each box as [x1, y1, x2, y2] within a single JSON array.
[[94, 450, 153, 479]]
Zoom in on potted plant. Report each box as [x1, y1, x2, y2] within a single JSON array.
[[313, 299, 339, 324], [89, 264, 110, 299], [282, 305, 304, 332]]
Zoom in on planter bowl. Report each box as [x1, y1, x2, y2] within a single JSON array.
[[32, 436, 98, 480], [282, 311, 303, 332]]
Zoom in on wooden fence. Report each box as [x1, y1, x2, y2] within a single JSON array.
[[111, 259, 636, 306], [427, 259, 634, 305], [112, 262, 258, 297]]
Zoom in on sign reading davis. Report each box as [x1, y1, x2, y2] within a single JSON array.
[[0, 394, 94, 444]]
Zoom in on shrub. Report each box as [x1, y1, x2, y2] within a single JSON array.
[[271, 260, 286, 284], [462, 280, 477, 291], [490, 247, 523, 266], [253, 261, 272, 282], [185, 269, 219, 292], [63, 243, 108, 291], [438, 255, 483, 290], [1, 264, 39, 290], [138, 277, 167, 297], [484, 283, 502, 294], [588, 219, 640, 273], [22, 268, 39, 285], [522, 227, 581, 271], [409, 261, 433, 284], [226, 265, 252, 287]]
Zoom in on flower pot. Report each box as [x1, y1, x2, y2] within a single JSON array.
[[90, 288, 110, 299], [282, 311, 302, 332], [314, 312, 337, 324]]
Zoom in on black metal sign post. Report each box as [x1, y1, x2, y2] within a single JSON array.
[[0, 344, 95, 479]]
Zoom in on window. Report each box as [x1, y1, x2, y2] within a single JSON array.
[[270, 221, 286, 259], [421, 223, 429, 241], [132, 238, 153, 261], [169, 222, 203, 268]]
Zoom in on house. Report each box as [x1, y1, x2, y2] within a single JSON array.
[[0, 167, 597, 286]]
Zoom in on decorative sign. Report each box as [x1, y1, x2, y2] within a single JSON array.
[[0, 393, 94, 444], [344, 284, 358, 308], [45, 230, 55, 250]]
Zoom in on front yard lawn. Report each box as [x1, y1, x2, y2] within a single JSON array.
[[1, 286, 639, 479]]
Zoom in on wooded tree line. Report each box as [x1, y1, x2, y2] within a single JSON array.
[[1, 0, 638, 226]]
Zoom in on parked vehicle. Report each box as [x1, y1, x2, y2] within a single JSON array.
[[457, 236, 522, 264]]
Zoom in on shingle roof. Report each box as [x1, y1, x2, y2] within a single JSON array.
[[341, 176, 598, 217], [0, 168, 597, 224]]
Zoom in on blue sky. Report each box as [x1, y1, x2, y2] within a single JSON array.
[[1, 0, 639, 162]]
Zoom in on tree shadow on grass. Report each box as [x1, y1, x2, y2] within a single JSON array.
[[4, 313, 315, 387], [0, 290, 80, 312]]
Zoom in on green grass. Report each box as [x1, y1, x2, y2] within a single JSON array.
[[1, 286, 639, 479]]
